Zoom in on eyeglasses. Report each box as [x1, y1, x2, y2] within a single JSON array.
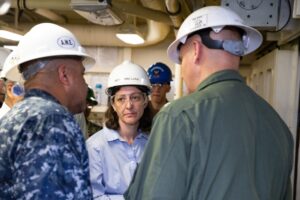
[[111, 92, 147, 106], [151, 83, 169, 88]]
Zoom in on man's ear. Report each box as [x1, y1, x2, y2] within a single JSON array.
[[6, 83, 13, 98], [57, 64, 70, 85], [193, 39, 203, 64]]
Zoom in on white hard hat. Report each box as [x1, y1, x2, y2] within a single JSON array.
[[167, 6, 263, 64], [0, 50, 22, 82], [0, 47, 11, 71], [106, 60, 151, 95], [15, 23, 95, 73]]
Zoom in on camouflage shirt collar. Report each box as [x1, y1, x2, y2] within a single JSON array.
[[24, 89, 60, 105]]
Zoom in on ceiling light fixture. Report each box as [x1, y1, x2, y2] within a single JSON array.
[[3, 45, 17, 50], [0, 30, 22, 41], [0, 0, 11, 15], [116, 24, 144, 45]]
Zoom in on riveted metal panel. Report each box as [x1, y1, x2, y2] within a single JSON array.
[[221, 0, 280, 30]]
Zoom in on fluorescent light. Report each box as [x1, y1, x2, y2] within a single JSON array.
[[3, 45, 17, 50], [116, 24, 144, 45], [0, 30, 22, 41], [0, 0, 11, 15], [116, 33, 144, 44]]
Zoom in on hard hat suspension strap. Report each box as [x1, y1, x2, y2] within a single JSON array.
[[195, 28, 245, 56], [22, 60, 50, 80]]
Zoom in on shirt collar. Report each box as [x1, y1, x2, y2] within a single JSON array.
[[24, 88, 61, 104], [1, 102, 10, 110], [197, 69, 244, 92], [103, 127, 148, 142]]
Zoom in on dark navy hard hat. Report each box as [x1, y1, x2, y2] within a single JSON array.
[[147, 62, 172, 84]]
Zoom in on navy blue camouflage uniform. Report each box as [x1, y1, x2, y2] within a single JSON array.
[[0, 89, 92, 199]]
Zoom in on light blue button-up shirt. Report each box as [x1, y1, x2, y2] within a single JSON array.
[[86, 127, 148, 200]]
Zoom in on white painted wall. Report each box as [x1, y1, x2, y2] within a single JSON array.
[[249, 42, 300, 199], [249, 43, 300, 135]]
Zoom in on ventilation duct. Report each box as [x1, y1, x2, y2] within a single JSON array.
[[70, 0, 123, 26]]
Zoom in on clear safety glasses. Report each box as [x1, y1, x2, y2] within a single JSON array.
[[151, 83, 169, 88], [110, 92, 147, 106]]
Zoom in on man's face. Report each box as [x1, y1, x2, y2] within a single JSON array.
[[179, 36, 199, 93], [64, 58, 88, 114], [150, 83, 170, 103]]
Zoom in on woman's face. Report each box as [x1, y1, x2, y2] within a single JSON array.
[[111, 86, 147, 127]]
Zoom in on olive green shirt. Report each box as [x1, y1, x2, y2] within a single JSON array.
[[124, 70, 293, 200]]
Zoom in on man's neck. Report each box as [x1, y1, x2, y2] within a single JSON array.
[[151, 99, 167, 111], [4, 98, 15, 108]]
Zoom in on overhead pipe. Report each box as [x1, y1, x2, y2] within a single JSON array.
[[34, 8, 67, 24], [112, 1, 172, 25], [165, 0, 184, 30], [11, 0, 71, 11], [11, 0, 171, 47], [17, 19, 170, 47]]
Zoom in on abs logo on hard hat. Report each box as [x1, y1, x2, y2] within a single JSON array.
[[192, 14, 208, 30], [124, 77, 139, 81], [57, 36, 76, 49]]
